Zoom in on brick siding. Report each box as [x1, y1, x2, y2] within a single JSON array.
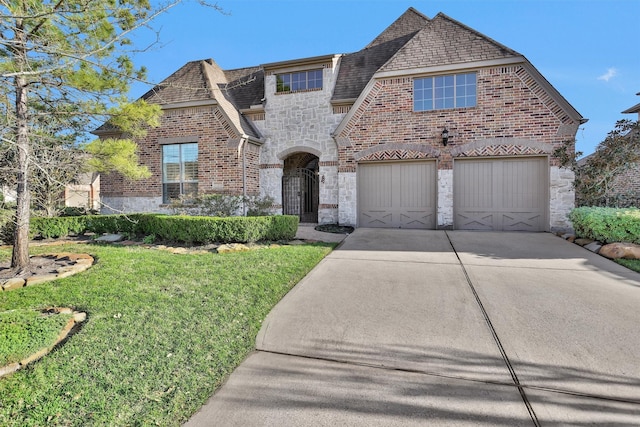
[[101, 105, 259, 200], [336, 66, 577, 169]]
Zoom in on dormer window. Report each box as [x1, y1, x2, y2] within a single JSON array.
[[276, 69, 323, 93]]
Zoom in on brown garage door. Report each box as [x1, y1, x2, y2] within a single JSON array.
[[454, 157, 548, 231], [358, 161, 436, 229]]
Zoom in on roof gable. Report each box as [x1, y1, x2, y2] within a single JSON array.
[[379, 13, 520, 73], [332, 8, 429, 101], [365, 7, 429, 48], [139, 60, 261, 140], [141, 60, 217, 104]]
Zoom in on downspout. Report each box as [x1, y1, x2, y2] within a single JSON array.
[[239, 136, 248, 216]]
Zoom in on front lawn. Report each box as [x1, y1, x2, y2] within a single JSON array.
[[616, 258, 640, 273], [0, 242, 333, 426]]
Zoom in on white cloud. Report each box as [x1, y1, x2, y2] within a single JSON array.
[[597, 67, 618, 82]]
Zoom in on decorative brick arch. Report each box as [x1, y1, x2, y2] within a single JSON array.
[[450, 138, 550, 158], [354, 143, 440, 162]]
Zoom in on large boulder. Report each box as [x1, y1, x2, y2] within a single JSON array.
[[599, 242, 640, 260]]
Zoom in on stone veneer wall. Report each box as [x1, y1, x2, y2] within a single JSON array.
[[334, 65, 580, 228], [338, 172, 357, 225], [259, 58, 344, 221], [549, 166, 575, 231], [437, 170, 454, 228]]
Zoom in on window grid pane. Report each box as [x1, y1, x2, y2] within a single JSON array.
[[414, 73, 476, 111], [162, 143, 198, 203], [275, 69, 323, 92]]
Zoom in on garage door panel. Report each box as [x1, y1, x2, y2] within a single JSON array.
[[360, 164, 392, 209], [500, 159, 546, 209], [455, 158, 547, 232], [400, 163, 434, 208], [456, 160, 493, 209], [360, 210, 393, 227], [501, 212, 544, 232], [400, 210, 435, 228], [359, 161, 436, 229], [455, 212, 495, 231]]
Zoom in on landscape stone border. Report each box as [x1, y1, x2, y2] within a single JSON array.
[[1, 253, 94, 292], [557, 233, 640, 260], [0, 307, 87, 378]]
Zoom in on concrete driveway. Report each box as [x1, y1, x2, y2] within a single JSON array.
[[186, 229, 640, 426]]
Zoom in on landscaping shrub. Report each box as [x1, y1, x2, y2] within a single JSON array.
[[0, 210, 14, 244], [30, 216, 89, 239], [568, 207, 640, 244], [170, 194, 276, 217], [28, 214, 299, 243], [246, 195, 276, 216], [84, 214, 147, 235], [169, 194, 243, 217], [59, 207, 98, 217], [140, 214, 298, 244]]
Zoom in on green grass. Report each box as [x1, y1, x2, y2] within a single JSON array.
[[616, 258, 640, 273], [0, 309, 73, 366], [0, 242, 333, 426]]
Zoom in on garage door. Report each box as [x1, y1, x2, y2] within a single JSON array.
[[358, 161, 436, 229], [454, 157, 548, 231]]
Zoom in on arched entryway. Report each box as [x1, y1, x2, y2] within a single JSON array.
[[282, 153, 319, 223]]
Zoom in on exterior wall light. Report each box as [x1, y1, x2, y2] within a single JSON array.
[[442, 128, 449, 146]]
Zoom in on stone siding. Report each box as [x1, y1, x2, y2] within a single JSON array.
[[549, 166, 575, 231], [437, 169, 453, 228], [338, 172, 357, 226], [259, 60, 343, 221]]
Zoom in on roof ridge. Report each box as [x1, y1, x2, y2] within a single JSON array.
[[432, 12, 521, 56], [365, 7, 430, 49]]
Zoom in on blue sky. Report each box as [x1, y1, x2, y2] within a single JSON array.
[[130, 0, 640, 157]]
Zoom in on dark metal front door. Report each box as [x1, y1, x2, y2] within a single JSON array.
[[282, 168, 318, 223]]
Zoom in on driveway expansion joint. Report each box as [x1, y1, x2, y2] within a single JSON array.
[[444, 231, 541, 427]]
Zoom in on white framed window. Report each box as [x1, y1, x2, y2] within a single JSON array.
[[162, 143, 198, 203], [414, 72, 476, 111], [276, 69, 323, 93]]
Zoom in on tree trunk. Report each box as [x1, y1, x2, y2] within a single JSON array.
[[11, 21, 31, 270]]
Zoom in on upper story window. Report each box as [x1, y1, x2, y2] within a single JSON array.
[[276, 69, 323, 93], [162, 143, 198, 203], [414, 72, 476, 111]]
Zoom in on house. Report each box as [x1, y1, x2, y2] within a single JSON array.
[[97, 8, 585, 231], [64, 172, 100, 211], [622, 92, 640, 121], [574, 93, 640, 207]]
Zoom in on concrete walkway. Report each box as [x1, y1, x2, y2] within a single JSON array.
[[185, 229, 640, 426]]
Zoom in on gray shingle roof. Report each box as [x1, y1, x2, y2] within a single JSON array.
[[622, 102, 640, 114], [365, 7, 429, 48], [332, 8, 429, 101], [106, 7, 580, 137], [379, 13, 520, 73], [139, 59, 262, 140], [222, 67, 265, 110], [141, 60, 216, 104]]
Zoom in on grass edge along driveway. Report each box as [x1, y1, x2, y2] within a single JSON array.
[[0, 242, 334, 426]]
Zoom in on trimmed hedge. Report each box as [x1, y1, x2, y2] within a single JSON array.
[[568, 207, 640, 244], [29, 214, 299, 244], [30, 216, 89, 239], [139, 215, 298, 244]]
